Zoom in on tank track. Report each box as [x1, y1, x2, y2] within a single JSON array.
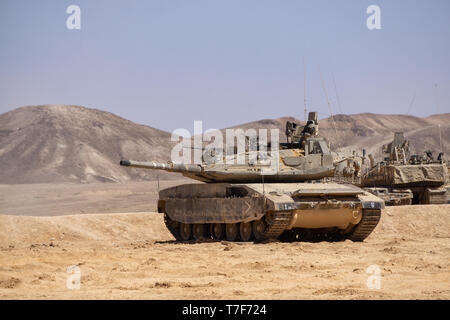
[[278, 208, 382, 242], [163, 211, 294, 241], [347, 209, 381, 241], [163, 213, 181, 240], [163, 209, 381, 242], [262, 211, 293, 239]]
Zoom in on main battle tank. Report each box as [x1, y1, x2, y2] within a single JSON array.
[[361, 132, 448, 204], [120, 112, 384, 242]]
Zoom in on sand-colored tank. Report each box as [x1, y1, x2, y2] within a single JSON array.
[[361, 132, 448, 204], [120, 112, 384, 242]]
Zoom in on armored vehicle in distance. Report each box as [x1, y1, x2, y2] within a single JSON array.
[[363, 187, 413, 206], [361, 132, 448, 204]]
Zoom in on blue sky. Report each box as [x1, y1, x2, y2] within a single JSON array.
[[1, 0, 449, 131]]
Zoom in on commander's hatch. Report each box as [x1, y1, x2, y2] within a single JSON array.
[[281, 149, 305, 167]]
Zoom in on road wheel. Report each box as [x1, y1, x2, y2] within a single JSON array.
[[225, 223, 238, 241], [239, 222, 252, 242], [192, 224, 206, 241], [179, 223, 192, 241], [252, 219, 266, 241], [211, 223, 224, 240]]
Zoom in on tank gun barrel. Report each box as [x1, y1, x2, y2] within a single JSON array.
[[120, 160, 202, 173]]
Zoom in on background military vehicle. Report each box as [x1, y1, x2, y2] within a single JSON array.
[[120, 112, 384, 242], [361, 132, 448, 204], [363, 187, 413, 206]]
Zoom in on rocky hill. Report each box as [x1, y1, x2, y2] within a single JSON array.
[[0, 105, 176, 183]]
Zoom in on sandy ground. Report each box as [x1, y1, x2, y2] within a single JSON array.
[[0, 180, 190, 216], [0, 182, 449, 299]]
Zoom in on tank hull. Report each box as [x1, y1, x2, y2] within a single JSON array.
[[361, 163, 448, 204], [157, 182, 384, 242]]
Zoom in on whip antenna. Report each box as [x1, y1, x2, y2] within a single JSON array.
[[303, 57, 307, 122], [434, 83, 444, 153], [331, 73, 343, 115], [406, 92, 416, 116], [319, 66, 340, 149]]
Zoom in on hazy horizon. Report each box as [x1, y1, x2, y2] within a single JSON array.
[[1, 0, 449, 132]]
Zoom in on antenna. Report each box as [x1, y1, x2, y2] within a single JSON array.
[[331, 73, 343, 115], [406, 92, 416, 116], [434, 83, 443, 153], [303, 57, 307, 122], [319, 66, 340, 149], [261, 174, 266, 215]]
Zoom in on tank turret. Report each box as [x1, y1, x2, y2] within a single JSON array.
[[121, 112, 335, 183], [120, 139, 334, 183]]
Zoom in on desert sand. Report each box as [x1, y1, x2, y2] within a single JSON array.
[[0, 181, 449, 299]]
